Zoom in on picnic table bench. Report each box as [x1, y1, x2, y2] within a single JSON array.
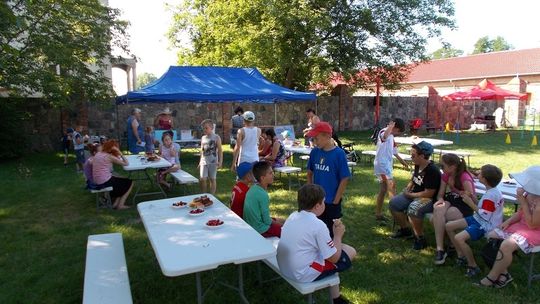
[[432, 149, 473, 166], [360, 150, 412, 163], [83, 233, 132, 304]]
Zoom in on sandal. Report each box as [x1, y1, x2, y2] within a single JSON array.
[[496, 273, 513, 288], [474, 276, 499, 288]]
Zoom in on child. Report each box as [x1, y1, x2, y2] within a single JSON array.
[[62, 128, 73, 166], [277, 184, 357, 304], [199, 119, 223, 194], [243, 161, 283, 237], [306, 122, 350, 237], [373, 118, 409, 222], [144, 126, 156, 154], [445, 164, 504, 277], [158, 132, 180, 188], [83, 143, 102, 189], [230, 162, 253, 218], [72, 126, 86, 173]]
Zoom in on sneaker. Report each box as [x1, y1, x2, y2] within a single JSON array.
[[391, 228, 413, 239], [455, 256, 467, 267], [434, 250, 447, 265], [333, 295, 351, 304], [465, 266, 481, 278], [413, 236, 427, 250], [446, 245, 456, 257]]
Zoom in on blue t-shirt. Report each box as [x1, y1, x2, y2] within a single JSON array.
[[307, 147, 351, 204]]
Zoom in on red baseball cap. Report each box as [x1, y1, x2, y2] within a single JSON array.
[[306, 122, 333, 137]]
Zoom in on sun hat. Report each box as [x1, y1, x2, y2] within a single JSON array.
[[160, 107, 172, 115], [305, 122, 332, 137], [281, 130, 290, 138], [237, 162, 253, 180], [509, 166, 540, 195], [414, 141, 434, 156], [243, 111, 255, 121]]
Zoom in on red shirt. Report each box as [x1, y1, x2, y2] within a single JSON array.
[[231, 181, 249, 218]]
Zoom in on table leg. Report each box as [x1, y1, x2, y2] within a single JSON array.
[[144, 168, 167, 198], [237, 264, 249, 304], [196, 272, 203, 304]]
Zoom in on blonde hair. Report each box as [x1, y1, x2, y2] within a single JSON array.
[[201, 119, 214, 128]]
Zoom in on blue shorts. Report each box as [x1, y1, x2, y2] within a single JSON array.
[[314, 250, 352, 281], [464, 216, 486, 241], [75, 149, 85, 164]]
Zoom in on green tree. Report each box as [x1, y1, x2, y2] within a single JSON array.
[[136, 72, 158, 89], [430, 43, 464, 59], [0, 0, 130, 106], [168, 0, 455, 91], [472, 36, 513, 54]]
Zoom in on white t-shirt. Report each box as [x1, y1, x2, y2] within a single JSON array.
[[277, 211, 337, 283], [374, 128, 398, 167], [473, 187, 504, 231]]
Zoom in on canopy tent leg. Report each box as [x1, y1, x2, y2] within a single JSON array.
[[274, 103, 277, 125]]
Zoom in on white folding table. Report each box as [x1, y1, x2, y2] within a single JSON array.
[[123, 155, 172, 203], [137, 194, 276, 303], [394, 136, 454, 147], [474, 179, 519, 210]]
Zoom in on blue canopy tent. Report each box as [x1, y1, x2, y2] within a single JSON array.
[[116, 66, 316, 126]]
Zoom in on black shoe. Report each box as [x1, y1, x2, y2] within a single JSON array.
[[465, 266, 481, 278], [413, 236, 427, 250], [446, 245, 456, 257], [434, 250, 447, 265], [333, 295, 350, 304], [391, 227, 413, 239], [455, 256, 467, 267]]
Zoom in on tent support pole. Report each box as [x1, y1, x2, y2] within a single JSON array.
[[274, 103, 277, 125]]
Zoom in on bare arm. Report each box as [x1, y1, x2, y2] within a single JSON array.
[[306, 169, 313, 184], [216, 135, 223, 168], [109, 153, 128, 166], [434, 180, 447, 205], [404, 188, 437, 200], [312, 115, 321, 124], [333, 178, 349, 205], [327, 219, 345, 263], [231, 129, 244, 170], [394, 153, 410, 170], [131, 119, 141, 143], [264, 141, 280, 161], [518, 188, 540, 229]]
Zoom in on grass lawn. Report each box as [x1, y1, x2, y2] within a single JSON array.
[[1, 129, 539, 303]]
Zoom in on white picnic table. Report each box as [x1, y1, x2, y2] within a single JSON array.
[[174, 138, 201, 149], [474, 178, 519, 210], [394, 136, 454, 147], [123, 155, 172, 203], [137, 194, 276, 304], [284, 145, 312, 155]]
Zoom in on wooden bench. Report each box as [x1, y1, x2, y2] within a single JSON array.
[[170, 169, 199, 193], [83, 233, 132, 304], [90, 187, 113, 210], [261, 237, 340, 304], [274, 166, 302, 190]]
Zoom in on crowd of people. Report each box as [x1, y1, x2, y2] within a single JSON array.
[[63, 107, 539, 301]]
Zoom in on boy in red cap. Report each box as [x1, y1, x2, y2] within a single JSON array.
[[306, 122, 351, 237]]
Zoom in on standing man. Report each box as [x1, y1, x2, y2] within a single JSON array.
[[230, 106, 244, 148], [72, 126, 85, 173], [127, 108, 144, 154], [306, 122, 350, 237], [231, 111, 260, 172]]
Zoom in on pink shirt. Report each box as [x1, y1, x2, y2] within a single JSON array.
[[507, 199, 540, 246], [92, 152, 113, 185], [160, 144, 176, 164], [442, 171, 475, 196]]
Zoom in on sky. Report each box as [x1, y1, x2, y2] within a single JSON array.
[[109, 0, 540, 94]]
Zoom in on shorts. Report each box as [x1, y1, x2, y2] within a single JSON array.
[[318, 201, 342, 238], [389, 193, 412, 212], [261, 218, 282, 238], [99, 176, 133, 200], [444, 192, 474, 217], [75, 149, 85, 164], [374, 162, 393, 182], [464, 216, 486, 241], [407, 198, 434, 219], [314, 250, 352, 281], [200, 163, 218, 179]]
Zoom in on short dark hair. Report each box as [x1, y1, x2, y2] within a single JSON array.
[[306, 108, 316, 113], [393, 118, 405, 132], [264, 128, 276, 138], [234, 106, 244, 114], [481, 164, 503, 188], [252, 161, 272, 182], [297, 184, 326, 211]]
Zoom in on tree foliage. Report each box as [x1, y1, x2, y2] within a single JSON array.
[[168, 0, 455, 91], [0, 0, 130, 106], [136, 72, 158, 89], [472, 36, 513, 54], [430, 42, 463, 59]]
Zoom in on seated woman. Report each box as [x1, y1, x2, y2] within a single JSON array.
[[261, 128, 286, 168], [478, 166, 540, 288], [432, 153, 476, 265], [157, 132, 180, 188], [83, 143, 101, 189], [258, 130, 272, 157], [92, 140, 133, 210]]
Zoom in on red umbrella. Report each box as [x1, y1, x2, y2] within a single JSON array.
[[443, 79, 527, 101]]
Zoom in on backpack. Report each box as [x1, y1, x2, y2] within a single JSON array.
[[370, 125, 381, 145]]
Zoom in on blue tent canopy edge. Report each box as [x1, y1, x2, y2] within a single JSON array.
[[116, 66, 316, 104]]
